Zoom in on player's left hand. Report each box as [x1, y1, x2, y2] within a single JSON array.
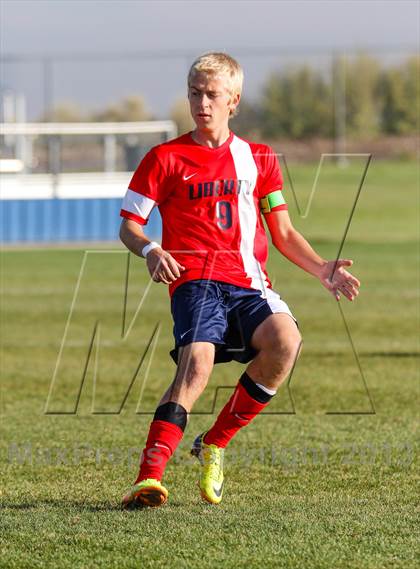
[[318, 259, 360, 301]]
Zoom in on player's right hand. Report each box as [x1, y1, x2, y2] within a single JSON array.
[[146, 248, 186, 284]]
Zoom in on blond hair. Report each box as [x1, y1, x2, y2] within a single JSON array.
[[188, 52, 243, 116]]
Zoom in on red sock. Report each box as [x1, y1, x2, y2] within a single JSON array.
[[204, 373, 273, 448], [135, 420, 184, 483]]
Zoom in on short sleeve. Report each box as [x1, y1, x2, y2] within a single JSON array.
[[257, 146, 287, 212], [120, 148, 169, 225]]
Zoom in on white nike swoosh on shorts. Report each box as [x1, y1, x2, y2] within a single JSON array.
[[180, 328, 194, 340]]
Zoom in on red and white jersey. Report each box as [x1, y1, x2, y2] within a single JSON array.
[[120, 131, 288, 296]]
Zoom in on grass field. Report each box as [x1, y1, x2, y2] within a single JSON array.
[[1, 159, 419, 568]]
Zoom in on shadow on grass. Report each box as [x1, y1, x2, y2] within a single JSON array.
[[309, 351, 419, 358], [0, 499, 185, 512]]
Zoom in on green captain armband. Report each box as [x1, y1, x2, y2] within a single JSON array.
[[260, 190, 286, 214]]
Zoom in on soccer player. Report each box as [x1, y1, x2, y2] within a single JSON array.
[[119, 52, 360, 508]]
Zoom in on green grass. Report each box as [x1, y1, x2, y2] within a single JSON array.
[[1, 159, 419, 568]]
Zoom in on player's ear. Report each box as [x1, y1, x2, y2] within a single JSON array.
[[229, 92, 241, 114]]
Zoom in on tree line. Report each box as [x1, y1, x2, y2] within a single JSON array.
[[42, 54, 418, 140], [233, 54, 418, 139]]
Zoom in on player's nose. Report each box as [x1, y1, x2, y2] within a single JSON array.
[[199, 94, 211, 107]]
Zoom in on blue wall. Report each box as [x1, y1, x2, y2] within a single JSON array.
[[0, 198, 162, 243]]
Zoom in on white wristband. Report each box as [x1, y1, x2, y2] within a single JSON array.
[[141, 241, 160, 258]]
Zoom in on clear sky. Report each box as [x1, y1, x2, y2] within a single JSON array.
[[1, 0, 419, 119]]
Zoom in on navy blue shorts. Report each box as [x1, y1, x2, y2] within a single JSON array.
[[170, 279, 296, 365]]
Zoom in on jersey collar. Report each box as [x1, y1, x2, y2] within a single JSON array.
[[188, 130, 234, 152]]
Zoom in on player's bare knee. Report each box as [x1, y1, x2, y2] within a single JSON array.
[[188, 368, 211, 392], [269, 330, 301, 358], [179, 363, 211, 389], [177, 352, 213, 390], [179, 342, 213, 366], [265, 336, 301, 376]]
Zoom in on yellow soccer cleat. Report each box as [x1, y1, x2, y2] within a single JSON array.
[[121, 478, 168, 509], [191, 432, 224, 504]]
